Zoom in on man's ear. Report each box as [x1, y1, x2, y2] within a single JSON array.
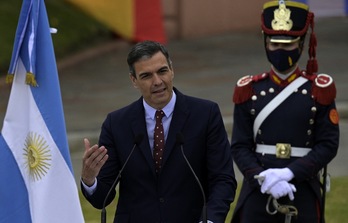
[[129, 73, 138, 89]]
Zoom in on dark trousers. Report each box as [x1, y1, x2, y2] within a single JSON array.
[[239, 182, 320, 223]]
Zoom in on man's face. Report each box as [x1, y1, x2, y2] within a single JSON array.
[[130, 51, 174, 110]]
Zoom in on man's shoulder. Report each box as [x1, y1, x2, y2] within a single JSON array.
[[107, 99, 142, 118], [184, 94, 219, 111], [175, 88, 217, 105]]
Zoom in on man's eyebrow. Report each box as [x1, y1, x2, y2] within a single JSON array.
[[158, 66, 169, 70], [138, 71, 151, 77]]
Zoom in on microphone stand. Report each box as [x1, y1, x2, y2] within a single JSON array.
[[177, 133, 207, 223], [101, 134, 143, 223]]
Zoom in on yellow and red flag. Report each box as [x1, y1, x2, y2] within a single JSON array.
[[66, 0, 166, 43]]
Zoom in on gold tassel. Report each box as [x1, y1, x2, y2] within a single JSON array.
[[306, 15, 318, 75], [5, 73, 14, 84], [25, 72, 38, 87], [306, 59, 318, 75]]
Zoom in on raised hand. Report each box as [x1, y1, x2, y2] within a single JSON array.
[[81, 138, 108, 186]]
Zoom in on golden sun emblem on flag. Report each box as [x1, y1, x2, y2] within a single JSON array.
[[23, 132, 52, 181]]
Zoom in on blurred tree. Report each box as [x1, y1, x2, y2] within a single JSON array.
[[0, 0, 113, 74]]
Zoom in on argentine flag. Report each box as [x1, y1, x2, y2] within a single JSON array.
[[0, 0, 84, 222]]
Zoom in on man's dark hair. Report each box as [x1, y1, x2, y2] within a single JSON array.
[[127, 41, 172, 77]]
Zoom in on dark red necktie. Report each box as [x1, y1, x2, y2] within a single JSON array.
[[153, 110, 165, 173]]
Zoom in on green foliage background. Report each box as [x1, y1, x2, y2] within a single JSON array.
[[0, 0, 113, 74]]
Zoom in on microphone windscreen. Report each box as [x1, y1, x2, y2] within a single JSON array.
[[176, 132, 185, 144], [134, 134, 144, 145]]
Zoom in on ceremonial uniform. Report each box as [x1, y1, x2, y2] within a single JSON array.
[[231, 68, 339, 223], [230, 1, 340, 223]]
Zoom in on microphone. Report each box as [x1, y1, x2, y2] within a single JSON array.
[[176, 133, 207, 223], [101, 134, 144, 223]]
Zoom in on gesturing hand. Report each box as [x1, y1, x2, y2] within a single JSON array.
[[81, 138, 109, 186]]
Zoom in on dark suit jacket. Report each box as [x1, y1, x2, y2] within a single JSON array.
[[82, 88, 237, 223]]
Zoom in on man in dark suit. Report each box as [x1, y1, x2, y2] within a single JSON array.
[[81, 40, 237, 222]]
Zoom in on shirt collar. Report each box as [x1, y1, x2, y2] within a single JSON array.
[[144, 90, 176, 120]]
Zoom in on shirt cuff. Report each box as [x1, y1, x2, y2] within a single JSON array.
[[81, 178, 97, 195]]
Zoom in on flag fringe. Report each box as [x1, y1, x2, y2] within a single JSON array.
[[6, 73, 14, 84], [26, 72, 38, 87]]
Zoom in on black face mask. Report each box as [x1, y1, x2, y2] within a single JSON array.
[[266, 48, 301, 72]]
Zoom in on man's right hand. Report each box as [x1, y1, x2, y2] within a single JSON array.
[[81, 138, 109, 186]]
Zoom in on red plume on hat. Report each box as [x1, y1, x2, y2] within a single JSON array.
[[306, 13, 317, 75], [261, 1, 317, 75]]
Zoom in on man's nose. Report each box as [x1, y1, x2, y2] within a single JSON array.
[[153, 73, 163, 85]]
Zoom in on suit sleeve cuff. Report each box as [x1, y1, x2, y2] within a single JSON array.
[[81, 178, 97, 195]]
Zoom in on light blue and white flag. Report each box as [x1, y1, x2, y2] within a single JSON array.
[[0, 0, 84, 222]]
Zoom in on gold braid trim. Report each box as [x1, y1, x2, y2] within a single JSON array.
[[26, 72, 38, 87]]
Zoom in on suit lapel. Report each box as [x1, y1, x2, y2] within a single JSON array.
[[162, 89, 189, 170], [129, 98, 157, 176]]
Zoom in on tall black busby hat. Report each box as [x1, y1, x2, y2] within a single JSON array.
[[261, 0, 318, 74]]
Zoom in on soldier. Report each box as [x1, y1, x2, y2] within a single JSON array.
[[230, 1, 339, 223]]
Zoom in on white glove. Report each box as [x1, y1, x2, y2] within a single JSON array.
[[259, 168, 294, 193], [266, 180, 296, 200]]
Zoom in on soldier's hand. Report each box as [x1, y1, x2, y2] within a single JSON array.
[[266, 180, 296, 200], [259, 168, 294, 193], [81, 138, 109, 186]]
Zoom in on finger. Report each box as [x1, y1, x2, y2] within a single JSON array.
[[84, 139, 99, 153], [84, 143, 102, 163], [83, 138, 97, 159], [94, 155, 109, 170], [290, 183, 297, 192], [99, 153, 109, 165], [93, 147, 108, 167], [254, 175, 265, 185], [84, 138, 90, 152], [291, 184, 297, 192], [261, 180, 277, 193], [86, 146, 104, 167], [288, 190, 295, 200], [258, 169, 268, 177]]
